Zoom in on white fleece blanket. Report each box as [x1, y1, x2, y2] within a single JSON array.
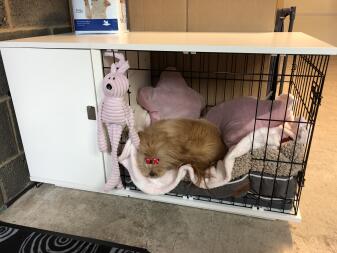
[[118, 118, 308, 195]]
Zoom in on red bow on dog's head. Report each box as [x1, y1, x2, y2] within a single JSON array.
[[145, 158, 160, 165]]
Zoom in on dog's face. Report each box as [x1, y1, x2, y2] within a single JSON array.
[[137, 130, 177, 178], [137, 152, 167, 178]]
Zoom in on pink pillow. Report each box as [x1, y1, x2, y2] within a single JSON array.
[[205, 94, 294, 147], [137, 71, 205, 123]]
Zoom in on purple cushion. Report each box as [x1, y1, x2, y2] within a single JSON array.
[[205, 94, 294, 147], [137, 71, 205, 123]]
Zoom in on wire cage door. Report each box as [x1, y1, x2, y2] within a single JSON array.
[[102, 49, 329, 217]]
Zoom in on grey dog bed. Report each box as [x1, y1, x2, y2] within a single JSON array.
[[170, 139, 304, 210]]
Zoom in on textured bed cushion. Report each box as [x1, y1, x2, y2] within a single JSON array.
[[231, 139, 305, 179]]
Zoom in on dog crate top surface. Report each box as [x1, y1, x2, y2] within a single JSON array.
[[0, 32, 336, 55]]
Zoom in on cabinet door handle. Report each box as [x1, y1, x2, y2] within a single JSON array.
[[87, 106, 96, 120]]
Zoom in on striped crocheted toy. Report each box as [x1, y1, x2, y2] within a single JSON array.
[[98, 53, 140, 191]]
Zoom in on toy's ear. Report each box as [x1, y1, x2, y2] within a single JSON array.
[[117, 60, 130, 74], [110, 63, 117, 73], [113, 53, 129, 74], [114, 53, 125, 62]]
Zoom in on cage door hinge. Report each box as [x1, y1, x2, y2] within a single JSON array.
[[311, 86, 322, 106], [298, 171, 305, 187]]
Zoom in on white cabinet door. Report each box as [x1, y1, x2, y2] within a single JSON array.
[[1, 48, 105, 191]]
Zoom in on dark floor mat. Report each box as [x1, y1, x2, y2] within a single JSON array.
[[0, 221, 149, 253]]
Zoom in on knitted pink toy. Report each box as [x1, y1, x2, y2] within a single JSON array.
[[98, 53, 140, 191]]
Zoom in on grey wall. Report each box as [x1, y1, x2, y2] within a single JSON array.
[[0, 0, 71, 208]]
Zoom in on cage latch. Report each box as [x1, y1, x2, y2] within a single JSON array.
[[86, 106, 96, 120]]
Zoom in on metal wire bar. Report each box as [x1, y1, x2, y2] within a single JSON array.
[[253, 54, 266, 208]]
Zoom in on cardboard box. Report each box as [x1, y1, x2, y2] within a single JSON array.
[[71, 0, 128, 34], [127, 0, 277, 32], [187, 0, 277, 32], [128, 0, 187, 31]]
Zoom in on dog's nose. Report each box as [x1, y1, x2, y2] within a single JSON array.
[[149, 171, 156, 177]]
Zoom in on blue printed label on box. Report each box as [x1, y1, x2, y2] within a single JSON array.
[[74, 19, 118, 31]]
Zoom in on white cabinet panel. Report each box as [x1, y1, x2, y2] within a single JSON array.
[[1, 48, 105, 190]]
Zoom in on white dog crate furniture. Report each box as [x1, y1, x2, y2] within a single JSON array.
[[1, 32, 336, 222]]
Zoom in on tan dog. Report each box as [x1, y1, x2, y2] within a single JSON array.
[[137, 119, 226, 184]]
